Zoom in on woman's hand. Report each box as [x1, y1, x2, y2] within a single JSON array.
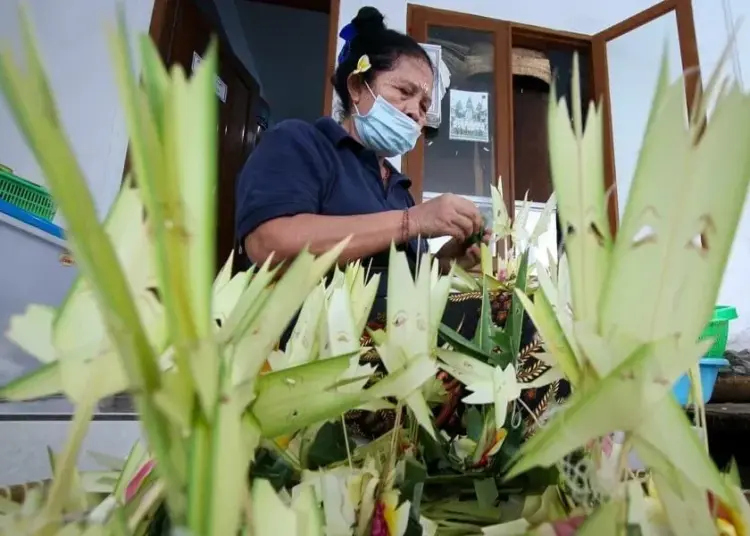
[[436, 229, 492, 272], [408, 194, 484, 241]]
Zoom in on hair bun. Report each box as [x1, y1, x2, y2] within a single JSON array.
[[352, 6, 386, 38]]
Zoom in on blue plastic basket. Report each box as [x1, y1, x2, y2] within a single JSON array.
[[672, 357, 729, 406]]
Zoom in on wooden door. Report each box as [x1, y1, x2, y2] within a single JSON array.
[[216, 55, 255, 270], [148, 0, 261, 271]]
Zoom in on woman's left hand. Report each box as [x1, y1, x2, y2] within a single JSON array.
[[437, 229, 492, 271]]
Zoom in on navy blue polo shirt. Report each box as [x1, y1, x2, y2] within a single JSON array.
[[235, 117, 429, 285]]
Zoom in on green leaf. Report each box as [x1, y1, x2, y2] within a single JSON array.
[[548, 54, 612, 330], [490, 328, 511, 354], [504, 336, 710, 481], [514, 289, 581, 387], [603, 73, 750, 365], [473, 478, 498, 509], [0, 362, 60, 401], [231, 243, 348, 384], [251, 356, 369, 438], [466, 407, 484, 443], [438, 324, 493, 363], [304, 421, 355, 470], [507, 249, 529, 361], [633, 398, 734, 506], [252, 479, 299, 535], [203, 360, 249, 536], [472, 279, 494, 353], [0, 7, 180, 510], [400, 456, 427, 510], [575, 499, 620, 535]]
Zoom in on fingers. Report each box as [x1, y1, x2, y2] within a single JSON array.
[[453, 199, 484, 234], [481, 229, 492, 244], [463, 245, 482, 269], [450, 213, 475, 241]]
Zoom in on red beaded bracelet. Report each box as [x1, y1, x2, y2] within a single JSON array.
[[401, 209, 410, 244]]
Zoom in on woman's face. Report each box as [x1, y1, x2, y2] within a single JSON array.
[[349, 56, 433, 128]]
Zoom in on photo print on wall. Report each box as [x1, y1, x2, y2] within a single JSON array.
[[449, 89, 489, 143]]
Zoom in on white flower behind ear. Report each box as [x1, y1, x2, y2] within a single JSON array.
[[351, 55, 371, 75]]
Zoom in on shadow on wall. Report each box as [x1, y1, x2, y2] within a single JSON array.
[[235, 0, 329, 125]]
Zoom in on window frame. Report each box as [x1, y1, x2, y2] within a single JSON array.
[[404, 0, 702, 236]]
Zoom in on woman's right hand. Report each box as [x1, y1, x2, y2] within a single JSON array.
[[408, 193, 484, 241]]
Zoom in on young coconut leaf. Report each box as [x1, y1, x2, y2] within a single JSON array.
[[491, 181, 512, 240], [509, 47, 750, 519], [548, 55, 612, 330], [250, 355, 371, 437], [374, 246, 455, 438], [282, 282, 326, 367], [229, 242, 349, 385], [528, 194, 557, 246], [0, 6, 181, 509], [504, 336, 712, 479], [599, 53, 750, 368], [3, 180, 165, 404]]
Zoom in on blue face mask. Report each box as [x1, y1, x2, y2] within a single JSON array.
[[353, 84, 421, 157]]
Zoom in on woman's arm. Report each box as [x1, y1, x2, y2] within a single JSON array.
[[245, 210, 407, 265]]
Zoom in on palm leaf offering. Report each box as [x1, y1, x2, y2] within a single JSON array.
[[1, 5, 750, 536]]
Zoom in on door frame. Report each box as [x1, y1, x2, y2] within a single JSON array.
[[147, 0, 259, 90], [404, 0, 701, 236], [138, 0, 342, 163], [122, 0, 260, 182], [150, 0, 341, 113], [323, 0, 342, 116]]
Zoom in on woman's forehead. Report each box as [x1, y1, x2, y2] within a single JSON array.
[[380, 58, 433, 90]]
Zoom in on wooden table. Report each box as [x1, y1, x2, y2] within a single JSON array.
[[691, 404, 750, 486], [700, 403, 750, 429]]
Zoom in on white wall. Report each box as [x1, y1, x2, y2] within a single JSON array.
[[0, 420, 141, 485], [0, 0, 155, 223], [334, 0, 750, 348]]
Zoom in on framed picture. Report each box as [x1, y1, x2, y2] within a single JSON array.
[[420, 43, 442, 128], [449, 89, 489, 143]]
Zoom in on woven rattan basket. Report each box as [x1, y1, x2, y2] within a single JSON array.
[[464, 45, 551, 85]]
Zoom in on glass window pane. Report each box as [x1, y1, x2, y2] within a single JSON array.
[[606, 12, 682, 215], [511, 46, 589, 264], [423, 26, 496, 201]]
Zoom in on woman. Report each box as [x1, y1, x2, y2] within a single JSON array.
[[236, 9, 486, 288], [235, 7, 567, 439]]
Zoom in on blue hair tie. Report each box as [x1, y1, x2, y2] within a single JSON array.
[[338, 23, 357, 65]]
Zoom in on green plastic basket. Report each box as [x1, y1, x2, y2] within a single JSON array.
[[699, 305, 738, 357], [0, 170, 56, 221]]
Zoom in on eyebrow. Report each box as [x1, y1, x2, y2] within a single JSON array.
[[395, 79, 432, 104]]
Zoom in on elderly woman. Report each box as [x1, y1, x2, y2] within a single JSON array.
[[235, 7, 566, 438], [236, 8, 485, 287]]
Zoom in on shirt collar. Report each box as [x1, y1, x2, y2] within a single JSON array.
[[314, 117, 412, 188]]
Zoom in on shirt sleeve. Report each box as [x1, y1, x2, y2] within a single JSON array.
[[235, 120, 330, 242]]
